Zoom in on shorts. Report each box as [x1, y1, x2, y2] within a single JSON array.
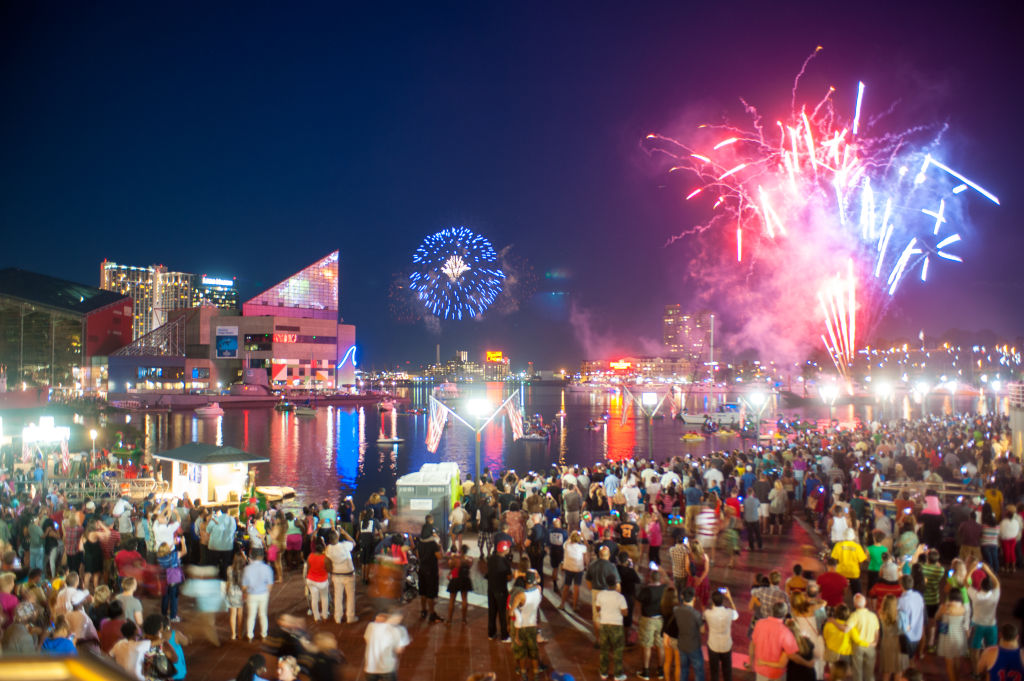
[[971, 623, 998, 650], [549, 547, 564, 568], [758, 505, 770, 519], [286, 534, 302, 552], [925, 603, 939, 620], [451, 524, 465, 535], [638, 616, 664, 647], [563, 570, 582, 586], [513, 626, 539, 661], [621, 544, 640, 562]]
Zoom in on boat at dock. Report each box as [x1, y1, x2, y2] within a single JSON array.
[[194, 402, 224, 417]]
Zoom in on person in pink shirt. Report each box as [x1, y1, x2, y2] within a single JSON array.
[[645, 513, 663, 566], [748, 602, 799, 680]]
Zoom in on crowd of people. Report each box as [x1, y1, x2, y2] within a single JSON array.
[[0, 410, 1022, 681]]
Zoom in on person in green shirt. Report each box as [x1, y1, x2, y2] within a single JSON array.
[[866, 529, 887, 589], [919, 548, 946, 650]]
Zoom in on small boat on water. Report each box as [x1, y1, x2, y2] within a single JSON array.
[[377, 436, 405, 445], [294, 406, 316, 417], [194, 402, 224, 417], [275, 402, 295, 412], [681, 432, 707, 441]]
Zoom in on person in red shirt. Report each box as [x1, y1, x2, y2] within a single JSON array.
[[114, 538, 144, 583], [98, 599, 127, 652], [867, 578, 903, 609], [816, 557, 849, 608], [725, 489, 742, 518]]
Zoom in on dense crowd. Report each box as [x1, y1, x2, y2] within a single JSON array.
[[0, 410, 1022, 681]]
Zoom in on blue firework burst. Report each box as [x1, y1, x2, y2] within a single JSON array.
[[409, 227, 506, 320]]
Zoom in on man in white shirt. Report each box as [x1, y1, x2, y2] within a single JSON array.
[[325, 529, 357, 624], [511, 570, 545, 680], [54, 572, 90, 618], [705, 587, 739, 681], [968, 561, 1002, 667], [595, 584, 629, 681], [364, 609, 411, 680]]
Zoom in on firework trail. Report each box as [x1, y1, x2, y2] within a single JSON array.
[[409, 226, 506, 320], [646, 52, 998, 379]]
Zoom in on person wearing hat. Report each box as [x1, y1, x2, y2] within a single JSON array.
[[485, 539, 513, 641], [510, 569, 545, 680], [831, 527, 868, 595]]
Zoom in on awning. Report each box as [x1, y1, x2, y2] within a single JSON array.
[[152, 443, 269, 466]]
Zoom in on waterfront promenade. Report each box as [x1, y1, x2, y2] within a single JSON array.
[[165, 517, 1000, 681]]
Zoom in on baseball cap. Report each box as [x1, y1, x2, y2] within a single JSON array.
[[497, 540, 511, 553]]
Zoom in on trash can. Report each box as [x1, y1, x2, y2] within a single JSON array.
[[395, 462, 461, 546]]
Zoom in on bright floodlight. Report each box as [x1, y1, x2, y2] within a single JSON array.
[[915, 380, 930, 395], [946, 380, 958, 393], [466, 398, 493, 418], [89, 429, 97, 440], [874, 381, 893, 399], [818, 383, 839, 404], [641, 392, 658, 406], [992, 380, 1002, 392], [748, 391, 766, 407]]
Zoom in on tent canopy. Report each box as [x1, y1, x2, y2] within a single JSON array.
[[152, 443, 268, 466]]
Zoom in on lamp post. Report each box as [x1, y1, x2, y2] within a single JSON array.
[[818, 382, 839, 424], [466, 397, 493, 490], [90, 428, 97, 457], [874, 381, 893, 422], [915, 381, 931, 418], [745, 390, 768, 444], [991, 380, 1003, 415]]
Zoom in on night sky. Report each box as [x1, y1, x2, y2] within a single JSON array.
[[2, 2, 1022, 371]]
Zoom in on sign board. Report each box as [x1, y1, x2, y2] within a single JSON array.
[[409, 498, 433, 511], [273, 333, 297, 343], [215, 326, 239, 358], [485, 351, 504, 363], [202, 276, 234, 287]]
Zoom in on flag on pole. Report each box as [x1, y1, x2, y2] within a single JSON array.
[[506, 398, 525, 441], [426, 397, 449, 453]]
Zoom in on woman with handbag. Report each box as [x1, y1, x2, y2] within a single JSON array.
[[157, 541, 186, 622]]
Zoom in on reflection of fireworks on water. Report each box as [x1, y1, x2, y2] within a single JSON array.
[[646, 49, 999, 379], [410, 227, 505, 320]]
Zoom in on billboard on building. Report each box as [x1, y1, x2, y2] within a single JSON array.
[[215, 325, 239, 358], [485, 351, 504, 363]]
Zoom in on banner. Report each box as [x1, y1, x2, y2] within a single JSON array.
[[215, 326, 239, 358], [426, 397, 449, 453], [506, 398, 525, 441]]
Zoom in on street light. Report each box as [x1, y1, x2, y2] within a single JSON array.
[[818, 382, 839, 423], [874, 381, 893, 421], [744, 390, 769, 443], [90, 429, 97, 457], [466, 398, 493, 492]]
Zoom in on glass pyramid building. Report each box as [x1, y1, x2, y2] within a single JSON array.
[[242, 251, 339, 320]]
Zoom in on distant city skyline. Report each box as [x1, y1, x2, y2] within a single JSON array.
[[2, 4, 1022, 369]]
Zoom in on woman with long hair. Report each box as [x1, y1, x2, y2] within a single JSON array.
[[935, 590, 970, 681], [445, 544, 474, 624], [661, 588, 680, 681], [80, 518, 110, 590], [791, 592, 826, 680], [877, 594, 901, 681], [357, 509, 380, 584], [303, 539, 331, 623], [268, 516, 286, 582], [235, 654, 269, 681], [156, 540, 186, 622], [226, 552, 246, 640], [687, 540, 711, 609], [560, 531, 587, 610], [768, 480, 787, 535]]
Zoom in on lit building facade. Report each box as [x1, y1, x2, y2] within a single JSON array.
[[192, 276, 239, 310], [484, 351, 511, 380], [108, 251, 356, 392], [0, 268, 132, 391], [100, 262, 240, 340]]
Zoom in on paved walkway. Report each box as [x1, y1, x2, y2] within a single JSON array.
[[162, 519, 1024, 681]]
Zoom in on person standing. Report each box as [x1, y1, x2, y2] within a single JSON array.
[[636, 566, 668, 680], [705, 587, 739, 681], [847, 593, 881, 681], [750, 602, 799, 681], [325, 529, 357, 624], [897, 575, 925, 660], [978, 623, 1024, 681], [560, 531, 587, 611], [180, 565, 225, 646], [486, 540, 513, 641], [675, 586, 706, 681], [207, 509, 237, 579], [510, 570, 544, 681], [415, 528, 443, 623], [586, 545, 622, 638], [242, 548, 275, 641], [743, 493, 763, 551], [831, 528, 868, 595], [303, 539, 331, 623], [363, 608, 411, 681], [968, 561, 1002, 669], [595, 576, 629, 681]]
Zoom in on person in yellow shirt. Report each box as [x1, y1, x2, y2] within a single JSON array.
[[823, 603, 852, 663], [846, 594, 880, 681], [985, 486, 1004, 521], [831, 528, 868, 594]]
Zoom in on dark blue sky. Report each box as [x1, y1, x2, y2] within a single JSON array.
[[2, 2, 1021, 370]]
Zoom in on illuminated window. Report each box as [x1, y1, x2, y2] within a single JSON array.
[[242, 251, 339, 320]]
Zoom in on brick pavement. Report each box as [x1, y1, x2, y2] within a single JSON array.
[[159, 518, 1024, 681]]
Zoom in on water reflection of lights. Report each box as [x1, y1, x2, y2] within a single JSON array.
[[215, 416, 223, 447]]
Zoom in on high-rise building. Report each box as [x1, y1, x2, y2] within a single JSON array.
[[100, 262, 239, 340], [484, 351, 510, 380], [192, 276, 239, 310], [664, 305, 713, 364]]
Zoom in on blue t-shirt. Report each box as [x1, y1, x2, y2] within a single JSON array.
[[41, 637, 77, 655]]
